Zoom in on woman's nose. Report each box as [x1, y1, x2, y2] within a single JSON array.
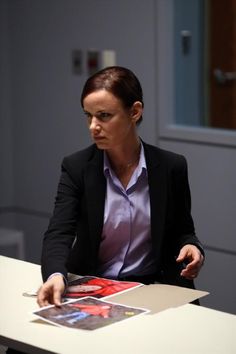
[[89, 117, 101, 133]]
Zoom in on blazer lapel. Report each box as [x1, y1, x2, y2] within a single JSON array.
[[84, 149, 106, 259]]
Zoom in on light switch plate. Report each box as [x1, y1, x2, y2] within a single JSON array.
[[72, 50, 83, 75]]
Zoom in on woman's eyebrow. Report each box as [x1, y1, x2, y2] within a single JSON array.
[[83, 109, 108, 114]]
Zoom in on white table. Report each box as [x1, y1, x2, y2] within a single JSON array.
[[0, 256, 235, 354]]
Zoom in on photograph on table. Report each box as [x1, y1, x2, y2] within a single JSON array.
[[64, 275, 143, 299], [33, 296, 149, 330]]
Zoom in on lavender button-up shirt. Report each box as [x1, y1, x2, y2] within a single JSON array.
[[97, 144, 156, 279]]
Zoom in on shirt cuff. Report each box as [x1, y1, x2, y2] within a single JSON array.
[[47, 272, 68, 287]]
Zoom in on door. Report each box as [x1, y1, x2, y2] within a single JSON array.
[[209, 0, 236, 129]]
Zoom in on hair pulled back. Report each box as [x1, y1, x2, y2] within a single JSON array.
[[81, 66, 144, 124]]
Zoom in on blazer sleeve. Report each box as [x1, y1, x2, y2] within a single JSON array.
[[172, 155, 204, 256], [41, 158, 82, 282]]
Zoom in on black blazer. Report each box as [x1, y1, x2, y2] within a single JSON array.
[[41, 142, 204, 288]]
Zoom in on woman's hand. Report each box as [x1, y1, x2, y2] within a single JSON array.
[[37, 274, 65, 307], [176, 244, 204, 280]]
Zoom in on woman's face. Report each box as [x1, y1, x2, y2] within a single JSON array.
[[83, 90, 142, 150], [68, 285, 102, 293]]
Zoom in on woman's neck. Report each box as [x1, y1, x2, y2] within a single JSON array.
[[107, 137, 141, 171]]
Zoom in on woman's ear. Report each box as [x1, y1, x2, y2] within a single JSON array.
[[131, 101, 143, 123]]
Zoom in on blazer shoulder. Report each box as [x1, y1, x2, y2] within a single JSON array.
[[143, 142, 187, 167], [62, 144, 100, 168], [60, 144, 103, 183]]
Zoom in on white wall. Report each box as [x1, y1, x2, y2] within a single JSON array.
[[0, 0, 14, 208], [8, 0, 157, 213], [1, 0, 157, 262]]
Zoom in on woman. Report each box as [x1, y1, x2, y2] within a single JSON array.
[[37, 66, 204, 307]]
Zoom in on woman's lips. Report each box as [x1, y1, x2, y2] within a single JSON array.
[[93, 136, 105, 141]]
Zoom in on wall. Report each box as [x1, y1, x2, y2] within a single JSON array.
[[0, 0, 157, 262], [0, 0, 13, 208]]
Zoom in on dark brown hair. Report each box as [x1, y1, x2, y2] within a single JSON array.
[[80, 66, 144, 123]]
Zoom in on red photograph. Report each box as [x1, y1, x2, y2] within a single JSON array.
[[65, 275, 143, 299]]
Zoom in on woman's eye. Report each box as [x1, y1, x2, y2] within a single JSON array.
[[98, 112, 111, 121], [83, 111, 112, 122], [84, 112, 91, 119]]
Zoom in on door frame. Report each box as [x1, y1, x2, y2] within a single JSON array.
[[155, 0, 236, 147]]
